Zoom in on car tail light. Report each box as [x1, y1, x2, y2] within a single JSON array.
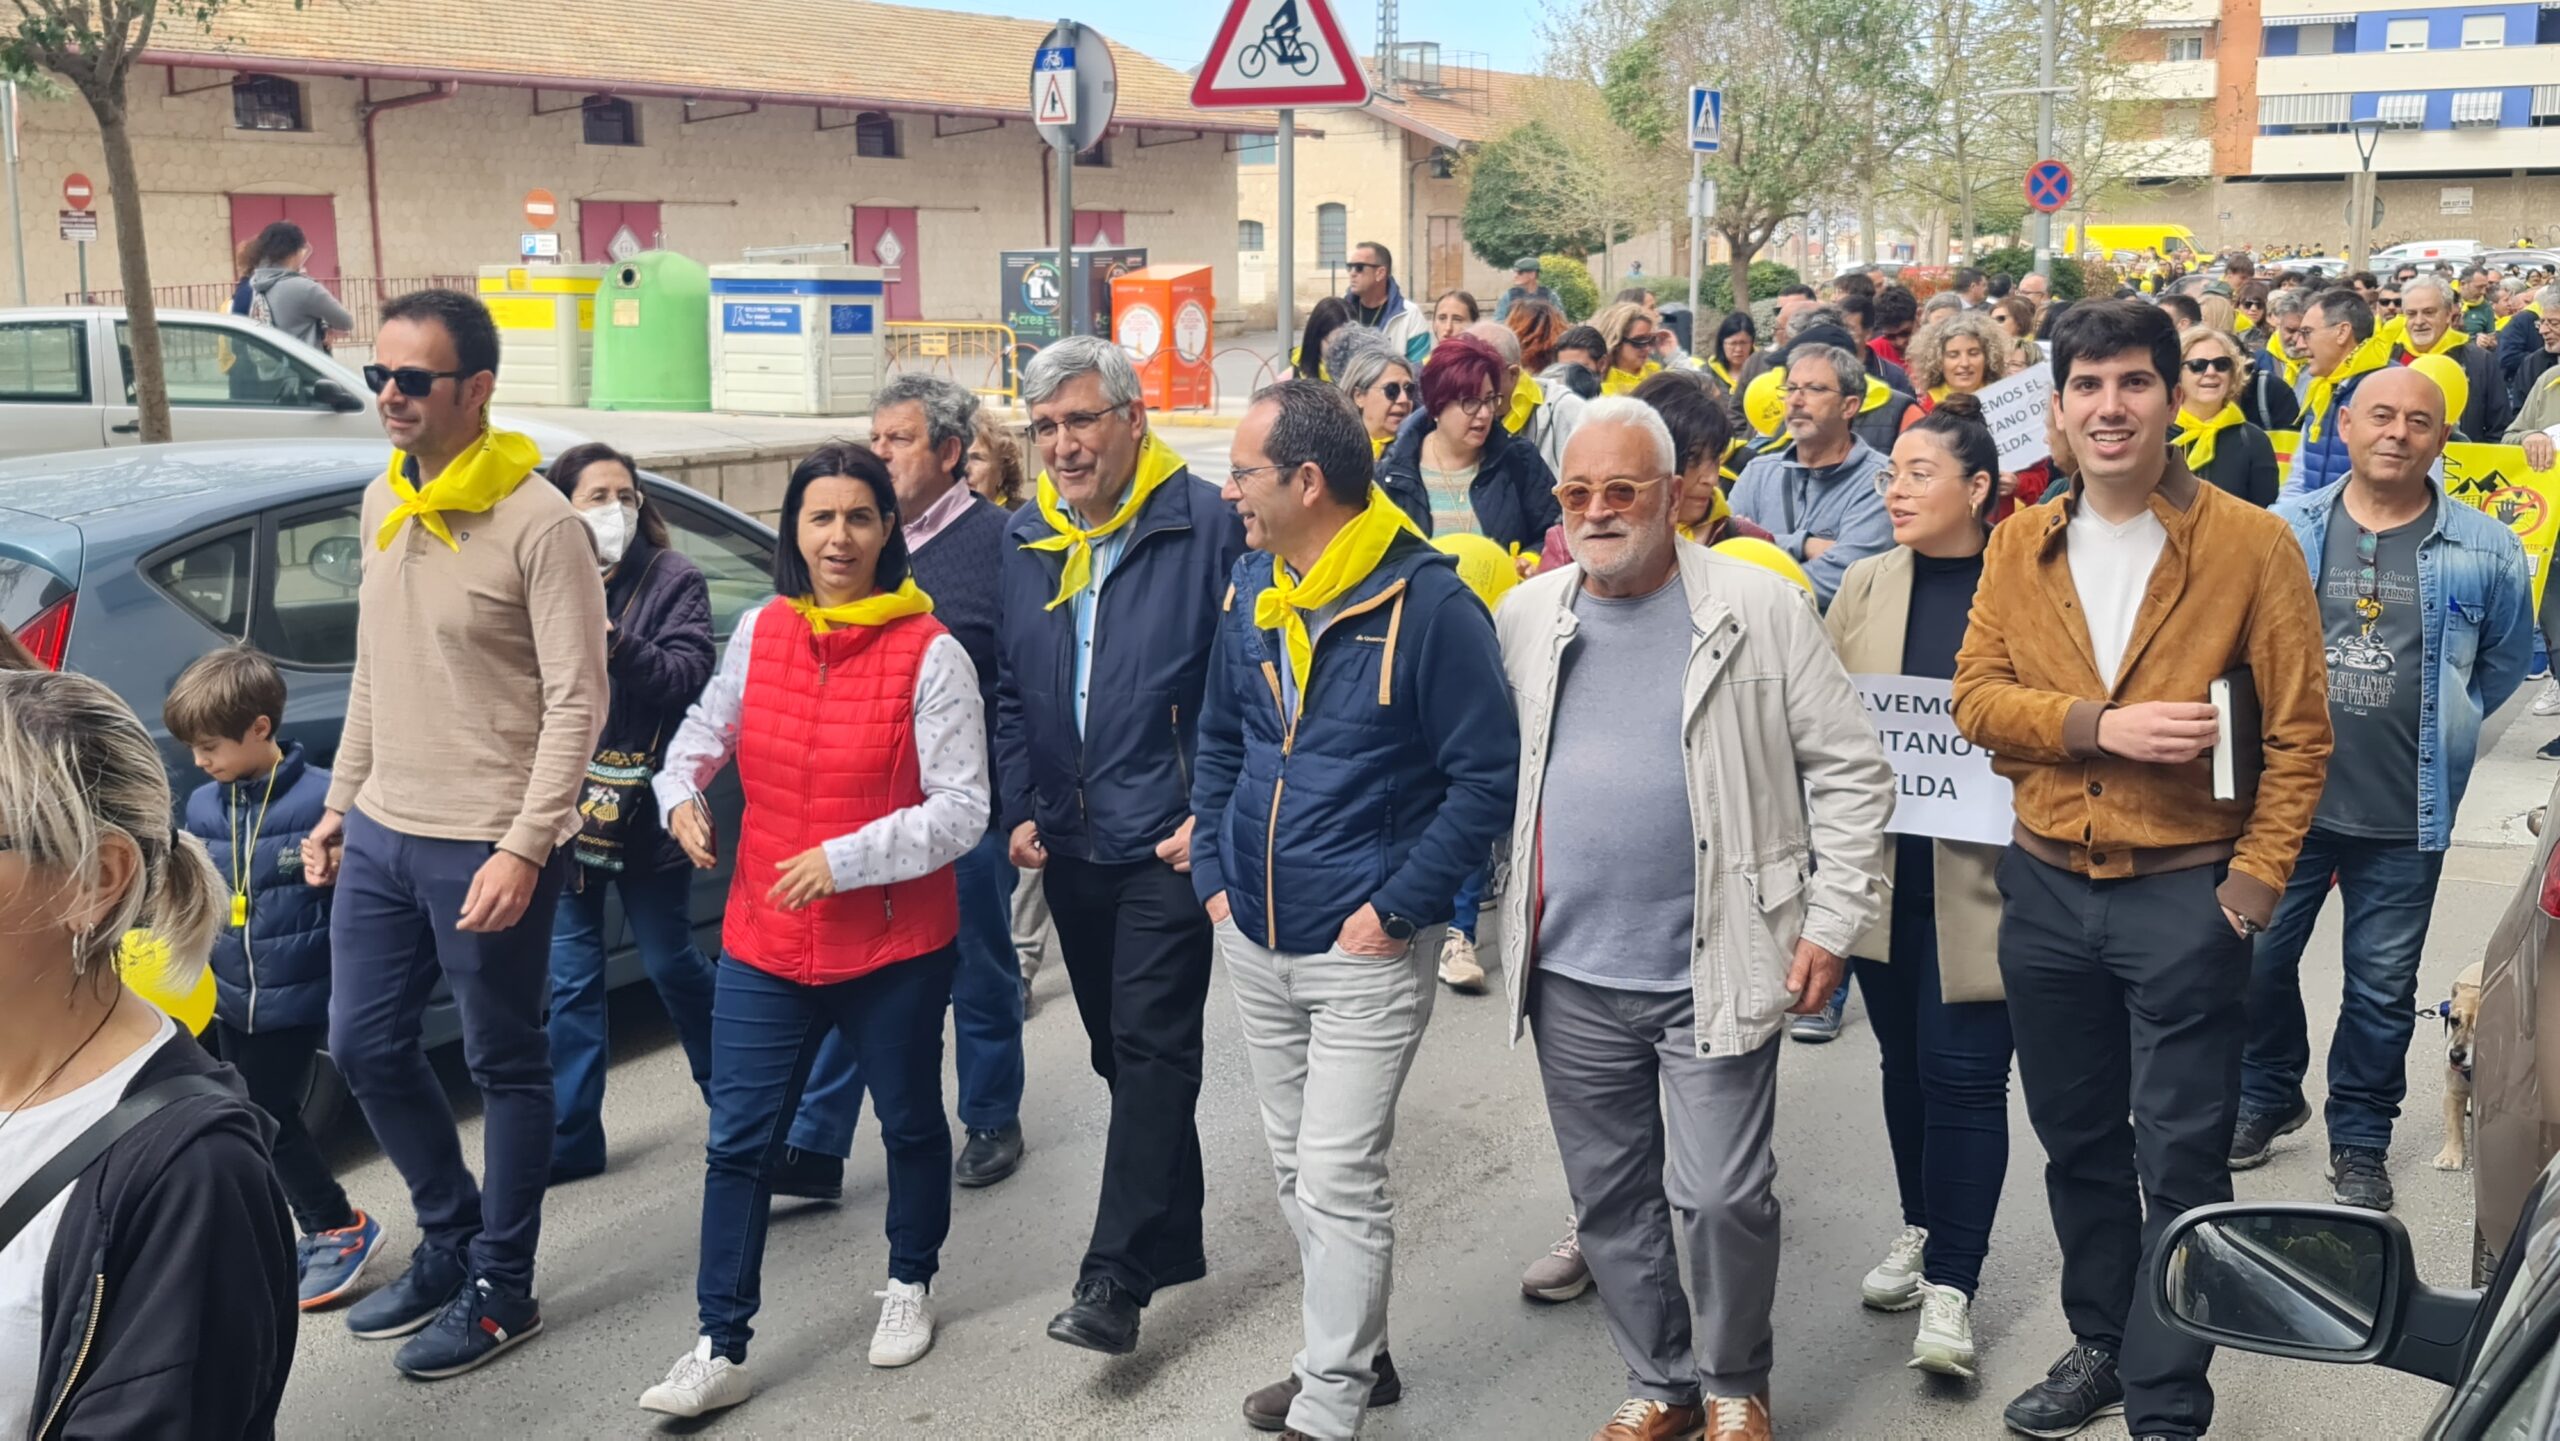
[[12, 593, 73, 670], [2542, 844, 2560, 922]]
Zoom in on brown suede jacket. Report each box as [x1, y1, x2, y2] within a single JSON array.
[[1951, 458, 2332, 927]]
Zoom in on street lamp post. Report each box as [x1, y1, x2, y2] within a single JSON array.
[[2347, 117, 2384, 275]]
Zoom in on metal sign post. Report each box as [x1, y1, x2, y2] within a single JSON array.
[[3, 84, 25, 306], [1686, 86, 1721, 324], [1033, 21, 1117, 339]]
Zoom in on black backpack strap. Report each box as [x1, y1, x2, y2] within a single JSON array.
[[0, 1073, 235, 1253]]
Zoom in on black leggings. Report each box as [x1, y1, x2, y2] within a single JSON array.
[[217, 1022, 357, 1234]]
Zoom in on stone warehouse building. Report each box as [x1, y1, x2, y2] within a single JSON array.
[[2, 0, 1280, 323]]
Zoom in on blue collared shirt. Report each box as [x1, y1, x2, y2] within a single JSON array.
[[2274, 478, 2535, 850], [1071, 528, 1130, 735]]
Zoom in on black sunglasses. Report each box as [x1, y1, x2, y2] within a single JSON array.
[[363, 364, 472, 398], [1377, 381, 1416, 403], [2182, 356, 2234, 375]]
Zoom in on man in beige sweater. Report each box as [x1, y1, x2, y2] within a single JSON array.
[[301, 289, 607, 1380]]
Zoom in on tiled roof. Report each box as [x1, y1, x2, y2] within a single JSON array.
[[1364, 64, 1569, 147], [143, 0, 1283, 134]]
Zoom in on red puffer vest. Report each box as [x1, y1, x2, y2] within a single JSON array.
[[724, 603, 959, 984]]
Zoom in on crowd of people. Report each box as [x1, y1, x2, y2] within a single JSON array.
[[1, 230, 2553, 1441]]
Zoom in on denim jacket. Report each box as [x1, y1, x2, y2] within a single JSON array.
[[2274, 478, 2535, 851]]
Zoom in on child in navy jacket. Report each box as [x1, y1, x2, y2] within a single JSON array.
[[166, 644, 382, 1310]]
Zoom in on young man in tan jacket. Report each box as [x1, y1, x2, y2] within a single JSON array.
[[1953, 300, 2330, 1441]]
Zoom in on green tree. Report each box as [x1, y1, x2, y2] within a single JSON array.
[[1539, 254, 1600, 320], [1461, 121, 1617, 269], [5, 0, 281, 442]]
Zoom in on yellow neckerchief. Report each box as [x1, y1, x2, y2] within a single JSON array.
[[1709, 359, 1737, 390], [1927, 385, 1951, 404], [2173, 403, 2244, 471], [1768, 375, 1895, 449], [2398, 325, 2467, 359], [1290, 345, 1328, 382], [1676, 485, 1733, 542], [378, 428, 542, 551], [227, 759, 279, 930], [2378, 314, 2408, 350], [2303, 332, 2392, 444], [2236, 313, 2257, 334], [2497, 303, 2536, 332], [1254, 486, 1417, 714], [1601, 360, 1661, 396], [1023, 431, 1185, 610], [2276, 349, 2303, 388], [1502, 371, 1541, 433], [789, 578, 934, 634], [1371, 433, 1389, 458]]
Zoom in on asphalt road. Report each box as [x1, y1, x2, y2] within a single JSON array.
[[272, 531, 2557, 1436]]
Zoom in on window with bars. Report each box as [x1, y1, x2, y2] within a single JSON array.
[[582, 95, 640, 147], [232, 75, 305, 133], [1316, 204, 1347, 266], [853, 113, 899, 159]]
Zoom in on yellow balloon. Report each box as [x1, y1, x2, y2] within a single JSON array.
[[1710, 536, 1816, 595], [2406, 352, 2468, 430], [1745, 367, 1787, 437], [116, 929, 215, 1035], [1434, 533, 1525, 610]]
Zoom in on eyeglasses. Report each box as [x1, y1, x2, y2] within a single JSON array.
[[1781, 383, 1845, 399], [1450, 392, 1504, 418], [364, 364, 470, 398], [582, 492, 643, 514], [2182, 356, 2235, 375], [1228, 461, 1303, 487], [1029, 402, 1131, 444], [1345, 262, 1382, 273], [1553, 475, 1666, 514], [1375, 381, 1417, 403], [1873, 467, 1976, 499], [2377, 297, 2402, 310]]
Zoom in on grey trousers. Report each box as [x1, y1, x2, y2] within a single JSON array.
[[1012, 863, 1054, 979], [1217, 920, 1441, 1440], [1531, 971, 1782, 1403]]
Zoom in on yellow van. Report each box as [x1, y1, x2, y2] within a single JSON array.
[[2064, 224, 2200, 263]]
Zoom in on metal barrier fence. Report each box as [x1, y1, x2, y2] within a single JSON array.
[[65, 275, 473, 349], [884, 322, 1024, 405]]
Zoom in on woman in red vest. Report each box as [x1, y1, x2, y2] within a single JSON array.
[[637, 443, 989, 1420]]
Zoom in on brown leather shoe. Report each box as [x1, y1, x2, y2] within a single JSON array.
[[1705, 1392, 1771, 1440], [1592, 1397, 1706, 1441], [1241, 1351, 1403, 1431]]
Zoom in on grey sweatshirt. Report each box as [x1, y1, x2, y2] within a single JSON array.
[[248, 267, 353, 350]]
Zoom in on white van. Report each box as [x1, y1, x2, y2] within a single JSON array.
[[2372, 239, 2483, 267]]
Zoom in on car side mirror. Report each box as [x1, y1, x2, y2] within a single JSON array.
[[313, 379, 365, 413], [2155, 1202, 2478, 1386], [310, 536, 363, 590]]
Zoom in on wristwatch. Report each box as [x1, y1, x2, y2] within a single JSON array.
[[1378, 911, 1419, 942]]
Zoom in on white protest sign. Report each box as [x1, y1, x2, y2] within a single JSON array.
[[1853, 674, 2015, 848], [1974, 359, 2052, 471]]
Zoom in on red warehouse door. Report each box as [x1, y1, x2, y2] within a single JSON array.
[[229, 195, 341, 281], [580, 201, 663, 264], [1072, 211, 1126, 247], [853, 206, 921, 321]]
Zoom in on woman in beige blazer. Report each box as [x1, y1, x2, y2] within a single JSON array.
[[1821, 392, 2015, 1384]]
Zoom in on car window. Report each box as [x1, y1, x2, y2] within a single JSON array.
[[117, 321, 326, 408], [2478, 1342, 2559, 1440], [147, 528, 254, 639], [650, 490, 773, 641], [0, 321, 89, 403], [264, 498, 364, 668]]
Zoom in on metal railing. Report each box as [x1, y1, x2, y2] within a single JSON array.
[[884, 321, 1024, 404], [65, 275, 473, 348]]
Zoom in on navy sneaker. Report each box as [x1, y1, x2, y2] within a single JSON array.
[[1789, 979, 1852, 1043], [298, 1209, 383, 1311], [345, 1244, 467, 1339], [394, 1277, 544, 1379]]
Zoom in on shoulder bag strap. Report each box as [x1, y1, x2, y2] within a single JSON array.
[[0, 1072, 236, 1253]]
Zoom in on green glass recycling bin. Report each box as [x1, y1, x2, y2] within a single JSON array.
[[589, 251, 711, 412]]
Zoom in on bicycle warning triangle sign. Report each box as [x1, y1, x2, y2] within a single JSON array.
[[1192, 0, 1371, 109]]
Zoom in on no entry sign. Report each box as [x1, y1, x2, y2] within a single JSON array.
[[523, 188, 559, 230], [63, 173, 93, 208]]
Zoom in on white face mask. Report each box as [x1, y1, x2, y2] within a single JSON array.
[[579, 501, 633, 567]]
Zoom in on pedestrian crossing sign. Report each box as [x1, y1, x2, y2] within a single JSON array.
[[1689, 86, 1723, 153]]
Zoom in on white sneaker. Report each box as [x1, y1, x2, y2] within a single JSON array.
[[1437, 932, 1488, 993], [639, 1336, 752, 1418], [1860, 1224, 1929, 1311], [1907, 1280, 1977, 1378], [2534, 679, 2560, 717], [868, 1279, 936, 1367]]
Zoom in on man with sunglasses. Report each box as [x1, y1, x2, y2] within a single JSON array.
[[994, 336, 1246, 1358], [2245, 367, 2532, 1208], [1344, 241, 1431, 366], [303, 288, 609, 1378], [1493, 397, 1891, 1441], [2285, 288, 2387, 499], [1192, 379, 1516, 1437]]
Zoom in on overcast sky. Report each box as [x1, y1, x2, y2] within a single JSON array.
[[896, 0, 1547, 77]]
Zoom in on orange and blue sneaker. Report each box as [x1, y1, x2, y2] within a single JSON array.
[[297, 1209, 383, 1311]]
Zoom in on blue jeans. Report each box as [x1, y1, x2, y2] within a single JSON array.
[[1852, 842, 2013, 1295], [1450, 865, 1485, 943], [698, 949, 956, 1362], [547, 864, 717, 1174], [789, 831, 1024, 1152], [2241, 828, 2448, 1150]]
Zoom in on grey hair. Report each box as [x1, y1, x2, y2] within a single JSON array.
[[1252, 378, 1376, 507], [1335, 345, 1411, 404], [0, 669, 221, 986], [2498, 277, 2532, 300], [1920, 291, 1964, 322], [2541, 284, 2560, 312], [1323, 326, 1390, 387], [1790, 343, 1867, 398], [1575, 395, 1678, 474], [2267, 287, 2312, 320], [2401, 274, 2456, 311], [1465, 319, 1522, 365], [874, 373, 981, 480], [1795, 303, 1848, 334], [1022, 334, 1142, 410]]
